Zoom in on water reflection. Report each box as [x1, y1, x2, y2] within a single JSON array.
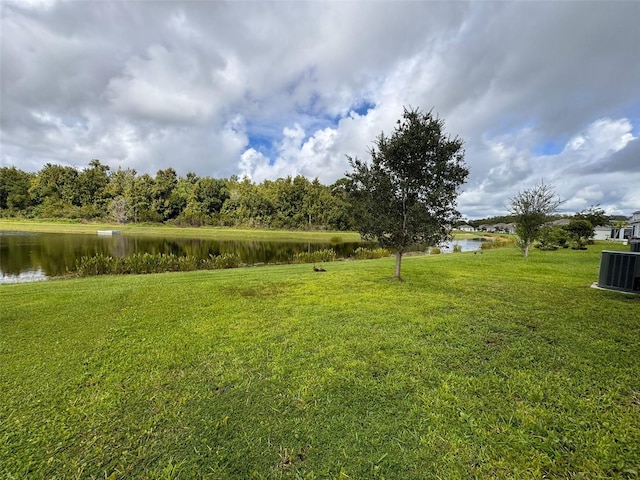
[[440, 238, 488, 253], [1, 268, 48, 284]]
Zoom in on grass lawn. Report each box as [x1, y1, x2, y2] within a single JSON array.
[[1, 243, 639, 478]]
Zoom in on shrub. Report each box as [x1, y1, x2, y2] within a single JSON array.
[[452, 244, 462, 253], [536, 225, 568, 250], [208, 253, 240, 269], [481, 238, 513, 250], [292, 248, 336, 264], [351, 247, 390, 260], [75, 254, 114, 276], [430, 247, 441, 254]]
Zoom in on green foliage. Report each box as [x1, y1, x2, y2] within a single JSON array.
[[74, 252, 240, 276], [509, 182, 562, 257], [566, 218, 593, 250], [77, 159, 110, 210], [430, 246, 442, 254], [3, 245, 638, 478], [536, 225, 569, 250], [575, 204, 609, 230], [346, 106, 468, 279], [480, 238, 513, 250], [291, 248, 336, 264], [467, 215, 517, 228], [0, 166, 33, 212], [351, 247, 390, 259]]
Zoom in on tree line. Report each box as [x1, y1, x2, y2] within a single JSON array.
[[0, 160, 355, 230]]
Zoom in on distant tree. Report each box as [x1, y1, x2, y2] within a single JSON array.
[[327, 178, 356, 231], [509, 182, 562, 257], [193, 177, 229, 217], [574, 204, 609, 240], [131, 174, 158, 222], [0, 167, 33, 212], [468, 215, 517, 228], [222, 177, 273, 227], [152, 168, 182, 220], [29, 163, 79, 217], [346, 107, 468, 280], [106, 167, 137, 199], [77, 159, 110, 211]]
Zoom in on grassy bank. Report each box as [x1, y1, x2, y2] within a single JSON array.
[[0, 219, 362, 243], [1, 244, 639, 478]]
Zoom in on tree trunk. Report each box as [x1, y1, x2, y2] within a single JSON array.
[[394, 251, 403, 280], [523, 240, 530, 258]]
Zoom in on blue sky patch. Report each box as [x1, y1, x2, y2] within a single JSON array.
[[531, 140, 565, 156]]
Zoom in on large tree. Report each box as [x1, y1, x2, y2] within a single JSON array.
[[346, 107, 468, 280], [509, 182, 562, 257]]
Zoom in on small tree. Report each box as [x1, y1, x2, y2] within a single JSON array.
[[509, 182, 562, 257], [566, 218, 593, 249], [346, 107, 469, 280], [574, 204, 609, 241]]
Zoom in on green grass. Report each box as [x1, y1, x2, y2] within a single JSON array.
[[0, 219, 361, 243], [1, 243, 639, 479]]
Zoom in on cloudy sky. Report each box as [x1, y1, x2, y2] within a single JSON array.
[[1, 0, 639, 219]]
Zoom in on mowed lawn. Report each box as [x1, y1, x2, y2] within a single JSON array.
[[1, 244, 639, 479]]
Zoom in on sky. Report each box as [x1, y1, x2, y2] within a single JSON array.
[[1, 0, 639, 220]]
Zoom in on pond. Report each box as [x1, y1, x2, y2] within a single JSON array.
[[0, 231, 484, 283]]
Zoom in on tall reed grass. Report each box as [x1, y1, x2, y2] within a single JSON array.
[[75, 252, 240, 276], [291, 248, 337, 264]]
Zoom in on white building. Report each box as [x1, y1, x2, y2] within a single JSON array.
[[629, 210, 640, 238], [593, 225, 611, 241]]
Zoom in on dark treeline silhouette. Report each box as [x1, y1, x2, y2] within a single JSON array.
[[0, 160, 355, 230]]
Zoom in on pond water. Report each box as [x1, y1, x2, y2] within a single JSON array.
[[0, 231, 484, 283]]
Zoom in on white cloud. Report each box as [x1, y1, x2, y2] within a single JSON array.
[[2, 0, 639, 218], [106, 44, 222, 123]]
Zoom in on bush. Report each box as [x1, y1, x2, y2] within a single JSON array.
[[452, 244, 462, 253], [481, 238, 513, 250], [430, 247, 441, 254], [208, 253, 240, 269], [292, 248, 336, 264], [351, 247, 390, 260], [536, 225, 568, 250]]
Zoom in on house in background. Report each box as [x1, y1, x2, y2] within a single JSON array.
[[476, 223, 516, 234], [500, 223, 516, 234], [458, 224, 475, 232], [603, 212, 639, 241], [549, 218, 571, 227], [593, 225, 612, 241]]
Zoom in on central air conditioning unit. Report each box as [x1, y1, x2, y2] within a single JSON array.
[[597, 251, 640, 293]]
